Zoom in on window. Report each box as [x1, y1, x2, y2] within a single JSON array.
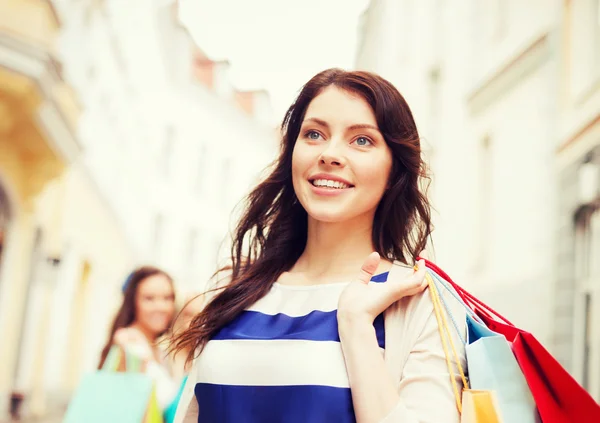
[[153, 214, 164, 260], [0, 183, 11, 267], [476, 136, 493, 270], [162, 126, 175, 177], [220, 158, 232, 207], [490, 0, 508, 42], [569, 0, 600, 100], [196, 144, 207, 196], [398, 0, 414, 64], [186, 229, 199, 268], [573, 206, 600, 401]]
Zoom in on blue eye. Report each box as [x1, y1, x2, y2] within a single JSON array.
[[354, 137, 372, 146], [306, 131, 321, 140]]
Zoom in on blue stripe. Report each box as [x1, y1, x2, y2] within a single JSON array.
[[211, 271, 389, 348], [195, 383, 356, 423], [212, 309, 385, 348], [371, 271, 389, 283]]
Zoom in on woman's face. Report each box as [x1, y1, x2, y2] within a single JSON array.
[[292, 86, 393, 225], [134, 274, 176, 337]]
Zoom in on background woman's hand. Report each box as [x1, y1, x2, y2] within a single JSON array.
[[337, 252, 427, 328], [113, 327, 147, 346]]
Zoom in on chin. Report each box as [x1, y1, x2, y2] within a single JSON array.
[[305, 208, 354, 224], [148, 324, 169, 335]]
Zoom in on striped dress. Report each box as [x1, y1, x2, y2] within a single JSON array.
[[192, 272, 389, 423]]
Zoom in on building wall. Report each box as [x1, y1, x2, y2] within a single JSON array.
[[2, 1, 278, 417], [355, 0, 560, 343], [356, 0, 600, 399], [55, 0, 277, 292]]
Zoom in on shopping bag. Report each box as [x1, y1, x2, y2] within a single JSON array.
[[430, 271, 540, 422], [424, 259, 600, 423], [425, 272, 504, 422], [163, 375, 188, 423], [477, 314, 600, 423], [461, 390, 502, 423], [63, 346, 163, 423]]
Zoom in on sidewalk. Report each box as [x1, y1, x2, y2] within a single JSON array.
[[2, 413, 64, 423], [0, 415, 63, 423]]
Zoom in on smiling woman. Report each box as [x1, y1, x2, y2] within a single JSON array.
[[172, 69, 466, 423], [98, 266, 180, 415]]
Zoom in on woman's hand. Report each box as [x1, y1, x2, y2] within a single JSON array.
[[113, 327, 148, 347], [337, 252, 427, 329]]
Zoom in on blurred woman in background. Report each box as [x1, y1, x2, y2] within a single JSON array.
[[98, 265, 179, 413]]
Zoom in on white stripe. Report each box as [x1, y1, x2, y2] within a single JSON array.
[[247, 283, 349, 316], [195, 339, 383, 388]]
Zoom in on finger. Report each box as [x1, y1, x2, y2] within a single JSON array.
[[419, 250, 429, 260], [414, 259, 426, 277], [400, 260, 427, 292], [357, 252, 380, 285]]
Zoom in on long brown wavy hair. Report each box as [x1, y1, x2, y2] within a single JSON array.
[[172, 68, 432, 364], [98, 266, 175, 368]]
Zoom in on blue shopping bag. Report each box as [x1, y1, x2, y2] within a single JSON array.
[[163, 375, 188, 423], [63, 346, 163, 423], [429, 270, 541, 423]]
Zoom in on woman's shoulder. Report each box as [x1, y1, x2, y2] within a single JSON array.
[[386, 262, 467, 333]]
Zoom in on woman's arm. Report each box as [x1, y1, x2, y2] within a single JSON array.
[[338, 253, 465, 423], [339, 319, 401, 423], [341, 299, 466, 423]]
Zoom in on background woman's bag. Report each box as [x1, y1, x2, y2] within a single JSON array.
[[63, 346, 163, 423]]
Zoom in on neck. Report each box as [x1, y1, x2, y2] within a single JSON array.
[[293, 214, 388, 281]]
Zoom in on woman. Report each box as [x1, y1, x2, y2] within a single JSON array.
[[173, 69, 467, 423], [98, 265, 180, 413]]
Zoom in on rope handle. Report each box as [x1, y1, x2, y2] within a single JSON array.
[[424, 271, 469, 413], [419, 258, 514, 326]]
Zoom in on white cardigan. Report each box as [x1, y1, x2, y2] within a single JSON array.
[[175, 263, 467, 423]]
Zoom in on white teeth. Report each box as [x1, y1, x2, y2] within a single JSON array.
[[312, 179, 350, 189]]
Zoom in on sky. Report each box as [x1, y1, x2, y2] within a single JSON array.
[[179, 0, 370, 122]]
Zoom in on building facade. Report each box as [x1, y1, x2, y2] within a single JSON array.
[[0, 0, 135, 419], [0, 0, 277, 419], [554, 0, 600, 401], [356, 0, 600, 400]]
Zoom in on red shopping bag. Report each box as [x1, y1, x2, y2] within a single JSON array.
[[421, 259, 600, 423]]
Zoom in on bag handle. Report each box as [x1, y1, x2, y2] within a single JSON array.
[[102, 345, 125, 371], [419, 258, 514, 326], [424, 271, 469, 413], [101, 344, 146, 372]]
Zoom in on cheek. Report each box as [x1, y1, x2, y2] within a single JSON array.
[[136, 300, 149, 318], [359, 155, 393, 193], [291, 144, 310, 185]]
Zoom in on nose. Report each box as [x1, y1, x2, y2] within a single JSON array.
[[319, 139, 346, 167], [154, 297, 174, 313]]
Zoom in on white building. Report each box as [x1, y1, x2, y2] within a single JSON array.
[[58, 0, 277, 289], [1, 0, 277, 418], [356, 0, 600, 400]]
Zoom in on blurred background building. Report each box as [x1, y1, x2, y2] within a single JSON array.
[[0, 0, 275, 420], [356, 0, 600, 402], [0, 0, 599, 421]]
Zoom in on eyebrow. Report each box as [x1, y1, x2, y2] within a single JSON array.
[[303, 117, 380, 133]]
